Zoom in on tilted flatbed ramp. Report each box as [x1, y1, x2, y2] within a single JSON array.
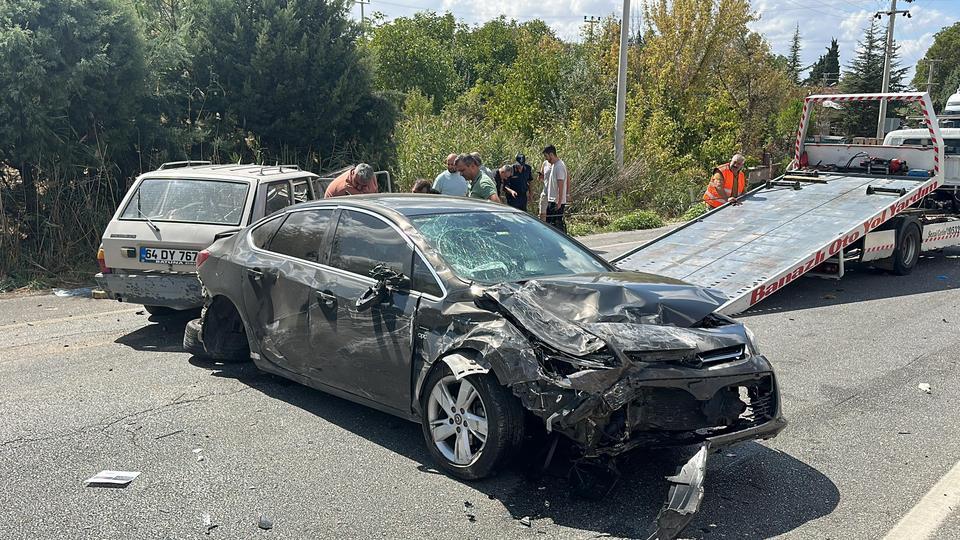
[[613, 172, 941, 315]]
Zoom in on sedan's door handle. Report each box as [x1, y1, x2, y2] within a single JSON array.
[[315, 290, 337, 308]]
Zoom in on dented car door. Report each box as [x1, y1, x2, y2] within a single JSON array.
[[240, 209, 334, 373], [316, 209, 418, 412]]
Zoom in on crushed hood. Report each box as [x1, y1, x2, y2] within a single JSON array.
[[480, 272, 733, 357]]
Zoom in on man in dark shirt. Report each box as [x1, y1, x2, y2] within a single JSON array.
[[503, 153, 533, 211]]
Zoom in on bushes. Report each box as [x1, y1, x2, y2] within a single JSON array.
[[680, 202, 709, 221], [611, 211, 665, 231]]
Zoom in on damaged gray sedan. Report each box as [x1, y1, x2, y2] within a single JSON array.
[[187, 195, 785, 490]]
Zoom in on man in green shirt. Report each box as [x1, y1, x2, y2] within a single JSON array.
[[456, 153, 500, 203]]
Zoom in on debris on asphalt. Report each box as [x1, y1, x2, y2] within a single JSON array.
[[918, 382, 932, 394], [202, 513, 218, 535], [53, 287, 93, 298], [519, 516, 532, 527], [823, 294, 836, 300], [258, 514, 274, 530], [154, 429, 184, 440], [463, 501, 476, 522], [936, 275, 949, 280], [84, 470, 141, 487]]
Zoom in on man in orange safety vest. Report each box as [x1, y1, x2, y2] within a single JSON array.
[[703, 154, 746, 208]]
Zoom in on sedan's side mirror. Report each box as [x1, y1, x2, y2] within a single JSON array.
[[356, 284, 389, 311]]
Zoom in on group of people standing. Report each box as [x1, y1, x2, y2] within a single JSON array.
[[321, 146, 570, 232], [417, 146, 569, 232]]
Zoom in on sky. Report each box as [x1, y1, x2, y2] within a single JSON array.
[[351, 0, 960, 87]]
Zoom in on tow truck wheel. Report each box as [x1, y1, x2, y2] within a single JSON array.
[[893, 222, 921, 276]]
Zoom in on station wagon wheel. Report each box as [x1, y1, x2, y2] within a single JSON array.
[[420, 365, 524, 480]]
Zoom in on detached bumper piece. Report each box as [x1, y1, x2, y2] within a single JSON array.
[[647, 443, 709, 540]]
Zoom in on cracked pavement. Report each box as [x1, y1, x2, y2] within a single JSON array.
[[1, 232, 959, 539]]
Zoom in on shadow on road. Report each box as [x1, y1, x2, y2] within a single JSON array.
[[741, 250, 960, 318], [186, 355, 839, 539], [114, 312, 194, 352]]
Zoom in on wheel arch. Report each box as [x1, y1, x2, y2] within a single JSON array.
[[201, 293, 258, 358], [412, 347, 511, 415]]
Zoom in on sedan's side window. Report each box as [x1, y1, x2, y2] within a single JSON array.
[[250, 215, 286, 249], [268, 209, 334, 262], [265, 181, 292, 215], [411, 253, 443, 297], [329, 210, 412, 278]]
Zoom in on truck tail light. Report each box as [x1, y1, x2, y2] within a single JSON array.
[[196, 249, 211, 268], [97, 246, 111, 274]]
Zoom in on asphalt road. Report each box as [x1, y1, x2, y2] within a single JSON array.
[[2, 228, 959, 539]]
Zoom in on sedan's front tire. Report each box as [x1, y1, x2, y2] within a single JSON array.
[[420, 366, 524, 480]]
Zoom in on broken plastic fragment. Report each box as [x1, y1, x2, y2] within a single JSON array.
[[648, 444, 709, 540], [258, 514, 274, 530], [84, 470, 141, 487], [519, 516, 532, 527], [918, 382, 932, 394]]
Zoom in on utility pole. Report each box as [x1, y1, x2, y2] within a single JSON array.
[[356, 0, 370, 29], [583, 16, 600, 40], [614, 0, 630, 168], [875, 0, 912, 140], [924, 58, 941, 96]]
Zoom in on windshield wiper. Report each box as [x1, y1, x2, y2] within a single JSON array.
[[136, 189, 160, 233]]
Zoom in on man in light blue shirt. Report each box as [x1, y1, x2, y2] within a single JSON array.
[[432, 153, 468, 196]]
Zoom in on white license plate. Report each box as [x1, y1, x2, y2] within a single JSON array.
[[139, 247, 198, 265]]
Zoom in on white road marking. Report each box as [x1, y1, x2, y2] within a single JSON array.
[[0, 308, 139, 331], [883, 459, 960, 540]]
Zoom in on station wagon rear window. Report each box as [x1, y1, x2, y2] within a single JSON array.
[[120, 179, 249, 225]]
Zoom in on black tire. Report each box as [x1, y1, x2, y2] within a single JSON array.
[[420, 365, 524, 480], [183, 318, 208, 357], [893, 222, 921, 275], [145, 305, 177, 317]]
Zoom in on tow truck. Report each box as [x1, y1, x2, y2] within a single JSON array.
[[615, 92, 957, 315]]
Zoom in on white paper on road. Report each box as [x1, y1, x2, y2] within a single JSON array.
[[84, 470, 141, 487]]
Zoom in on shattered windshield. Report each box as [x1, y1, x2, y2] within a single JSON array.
[[411, 211, 610, 283], [120, 178, 249, 225]]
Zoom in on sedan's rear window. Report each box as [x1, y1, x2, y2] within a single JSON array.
[[121, 178, 249, 225], [411, 212, 610, 283]]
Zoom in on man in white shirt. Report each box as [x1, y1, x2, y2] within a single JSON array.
[[538, 145, 568, 233], [432, 153, 468, 196]]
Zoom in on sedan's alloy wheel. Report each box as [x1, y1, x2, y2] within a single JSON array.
[[427, 375, 488, 466]]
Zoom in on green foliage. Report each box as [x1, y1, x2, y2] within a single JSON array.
[[787, 25, 802, 85], [912, 22, 960, 110], [189, 0, 394, 167], [368, 12, 460, 112], [611, 211, 665, 231], [680, 202, 709, 221], [806, 39, 840, 86]]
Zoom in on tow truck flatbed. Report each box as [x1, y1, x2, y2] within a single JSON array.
[[614, 172, 939, 314], [614, 92, 952, 315]]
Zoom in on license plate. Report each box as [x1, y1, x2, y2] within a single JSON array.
[[139, 247, 198, 265]]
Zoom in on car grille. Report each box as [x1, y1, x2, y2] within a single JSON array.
[[695, 344, 746, 367]]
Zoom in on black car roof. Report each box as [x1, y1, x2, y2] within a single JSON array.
[[293, 194, 524, 217]]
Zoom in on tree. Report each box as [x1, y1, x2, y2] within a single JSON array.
[[368, 12, 461, 112], [188, 0, 394, 168], [806, 39, 840, 87], [840, 18, 906, 136], [0, 0, 145, 214], [911, 22, 960, 110], [787, 25, 802, 85]]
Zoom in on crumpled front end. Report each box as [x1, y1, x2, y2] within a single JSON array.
[[470, 275, 786, 456]]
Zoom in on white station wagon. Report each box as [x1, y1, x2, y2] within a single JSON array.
[[95, 161, 328, 314]]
